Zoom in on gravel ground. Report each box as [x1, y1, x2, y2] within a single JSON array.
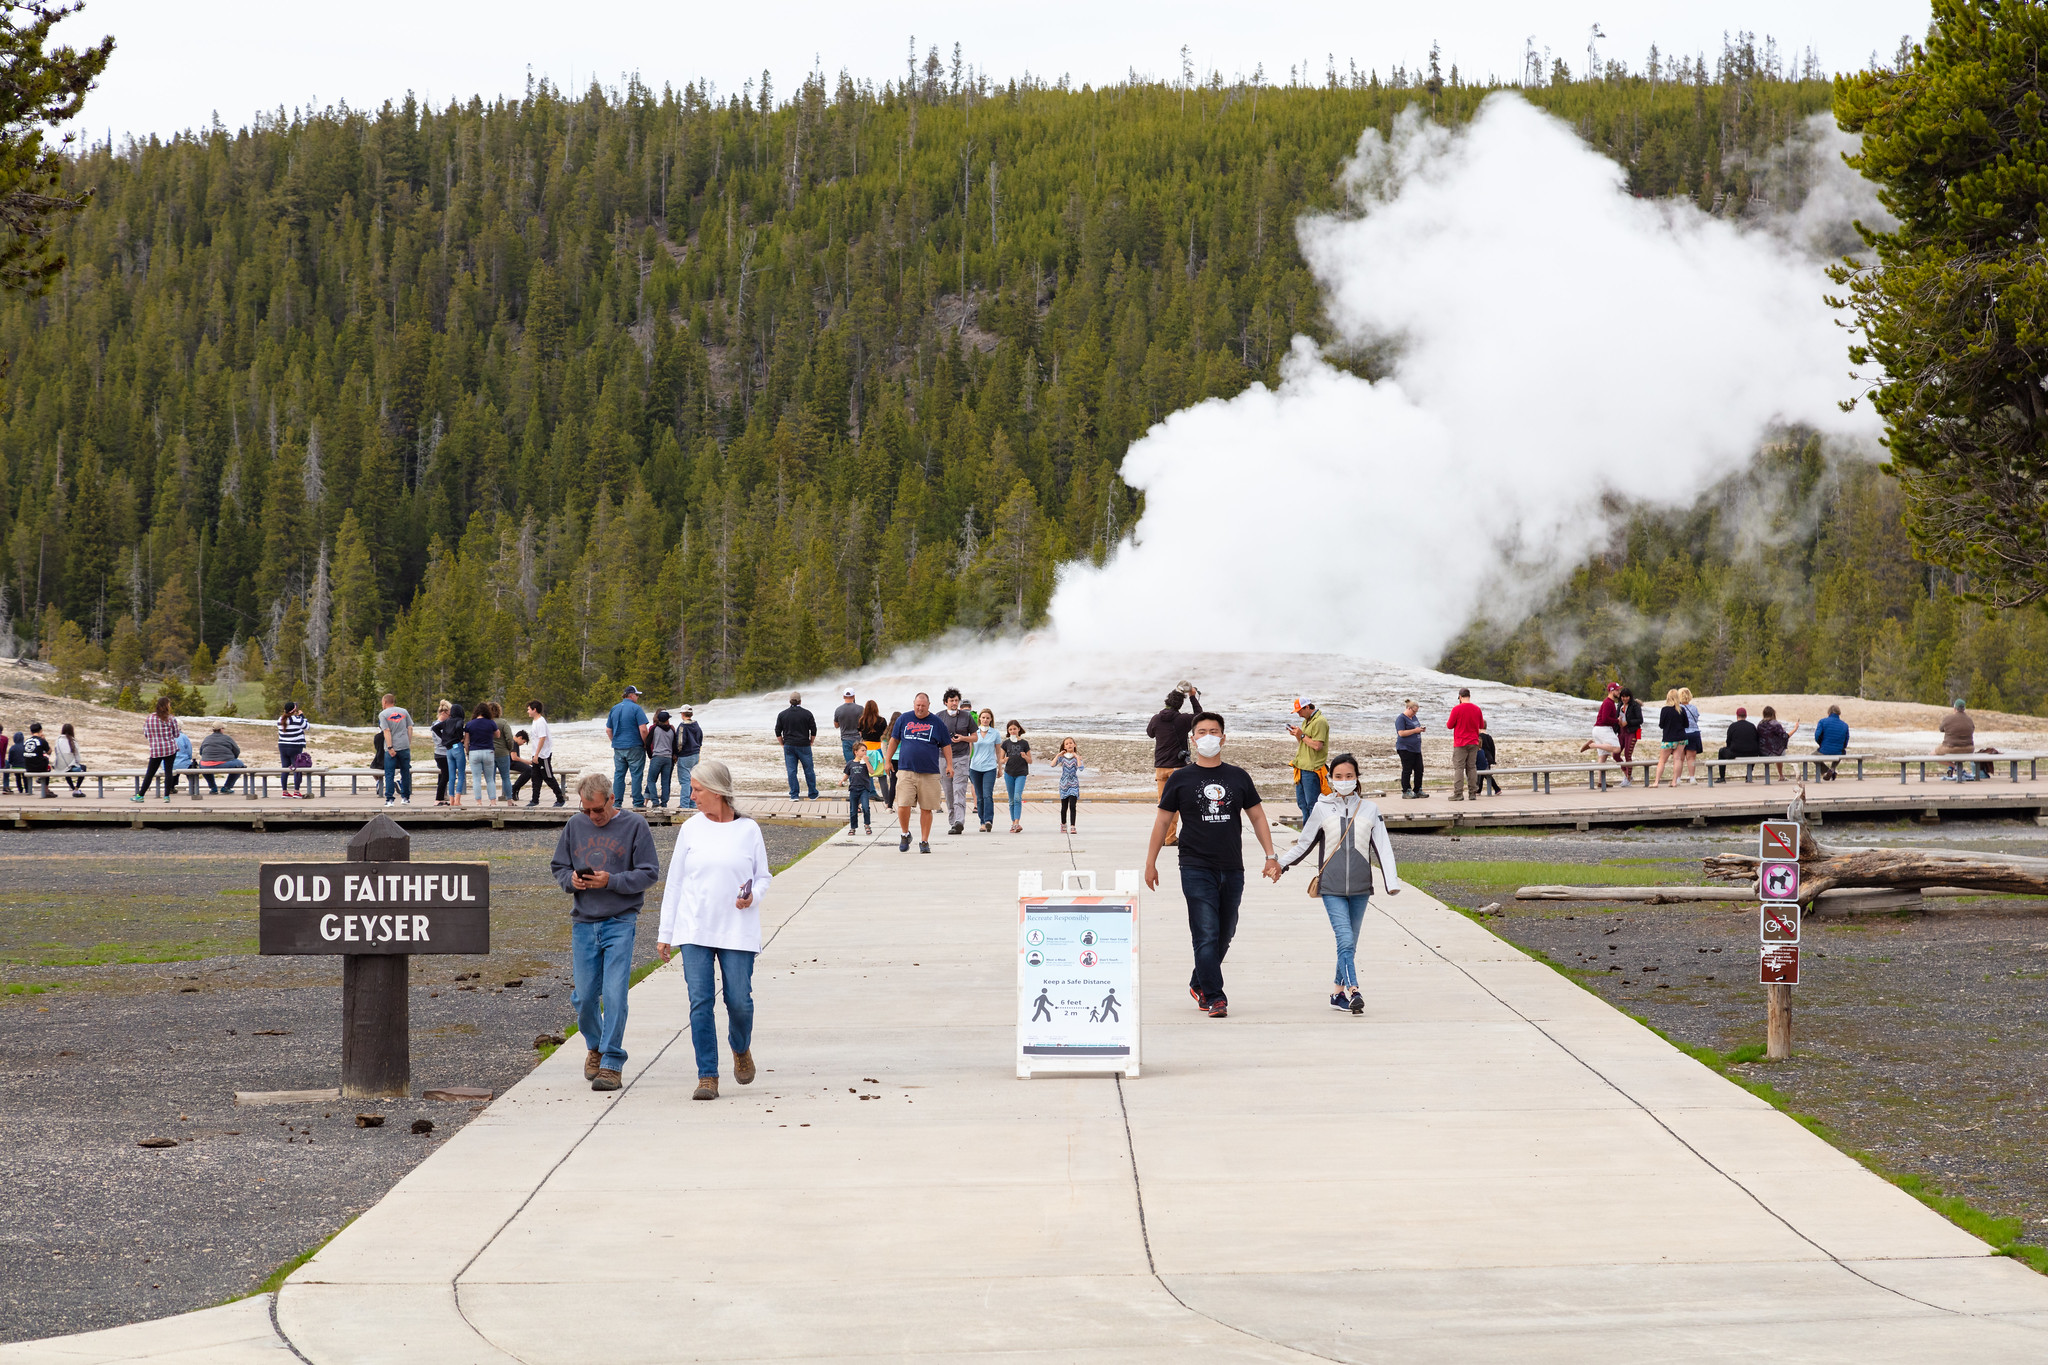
[[1393, 814, 2048, 1248], [0, 820, 831, 1343]]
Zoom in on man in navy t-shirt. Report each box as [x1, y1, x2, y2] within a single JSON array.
[[605, 685, 652, 809], [886, 692, 956, 854]]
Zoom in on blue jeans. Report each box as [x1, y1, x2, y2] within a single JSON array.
[[449, 743, 467, 794], [841, 736, 860, 766], [680, 944, 754, 1080], [1321, 894, 1370, 990], [783, 746, 817, 799], [1295, 769, 1321, 824], [495, 752, 511, 798], [201, 759, 246, 794], [572, 912, 638, 1071], [848, 788, 872, 829], [647, 754, 675, 806], [466, 748, 497, 800], [381, 750, 411, 800], [676, 753, 699, 808], [1180, 865, 1244, 1003], [970, 768, 997, 825], [613, 745, 646, 806], [278, 742, 305, 795], [1005, 772, 1027, 822]]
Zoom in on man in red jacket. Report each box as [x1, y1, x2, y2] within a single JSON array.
[[1446, 688, 1486, 802]]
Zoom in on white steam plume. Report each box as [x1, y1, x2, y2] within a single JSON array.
[[1047, 93, 1880, 667]]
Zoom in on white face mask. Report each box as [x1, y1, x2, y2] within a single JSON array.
[[1332, 778, 1357, 795], [1193, 734, 1223, 758]]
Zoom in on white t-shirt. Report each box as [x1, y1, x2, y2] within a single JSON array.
[[527, 715, 552, 760], [656, 815, 773, 951]]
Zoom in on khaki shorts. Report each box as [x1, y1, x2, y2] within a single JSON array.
[[895, 769, 945, 811]]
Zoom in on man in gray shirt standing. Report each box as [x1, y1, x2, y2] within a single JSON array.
[[550, 773, 661, 1092], [832, 689, 864, 766]]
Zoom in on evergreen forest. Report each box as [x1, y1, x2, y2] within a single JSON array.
[[5, 37, 1868, 720], [1439, 439, 2048, 715]]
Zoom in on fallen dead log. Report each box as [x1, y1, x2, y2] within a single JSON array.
[[1701, 847, 2048, 902], [1516, 883, 1989, 905]]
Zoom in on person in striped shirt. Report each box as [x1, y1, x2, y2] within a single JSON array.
[[277, 701, 310, 797], [135, 697, 181, 802]]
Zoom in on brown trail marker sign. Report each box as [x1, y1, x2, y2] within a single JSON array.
[[1758, 819, 1799, 1059], [258, 815, 490, 1099]]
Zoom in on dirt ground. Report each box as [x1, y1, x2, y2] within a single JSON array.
[[1393, 815, 2048, 1249], [0, 820, 832, 1343]]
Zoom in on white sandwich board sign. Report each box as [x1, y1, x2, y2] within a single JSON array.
[[1017, 870, 1141, 1078]]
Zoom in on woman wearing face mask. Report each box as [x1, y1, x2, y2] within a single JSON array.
[[1275, 753, 1400, 1015]]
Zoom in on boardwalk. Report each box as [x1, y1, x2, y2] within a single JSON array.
[[10, 805, 2048, 1362]]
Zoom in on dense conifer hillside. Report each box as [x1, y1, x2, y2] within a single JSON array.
[[9, 39, 1835, 719], [1439, 440, 2048, 715]]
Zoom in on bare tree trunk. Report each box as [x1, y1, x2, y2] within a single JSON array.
[[1704, 845, 2048, 902]]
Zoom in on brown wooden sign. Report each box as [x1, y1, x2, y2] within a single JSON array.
[[258, 861, 490, 955]]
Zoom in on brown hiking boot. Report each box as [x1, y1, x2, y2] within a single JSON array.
[[591, 1068, 622, 1092], [734, 1050, 756, 1085], [692, 1077, 719, 1101], [584, 1049, 601, 1081]]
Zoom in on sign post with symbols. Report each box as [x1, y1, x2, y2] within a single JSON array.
[[259, 814, 491, 1099], [1758, 820, 1802, 1060], [1016, 869, 1141, 1079]]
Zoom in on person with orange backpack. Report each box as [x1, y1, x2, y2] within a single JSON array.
[[1285, 696, 1329, 824]]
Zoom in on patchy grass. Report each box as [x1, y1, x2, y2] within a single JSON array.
[[1402, 859, 1703, 894], [233, 1216, 357, 1301]]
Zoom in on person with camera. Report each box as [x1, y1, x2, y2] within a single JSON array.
[[1146, 683, 1198, 845]]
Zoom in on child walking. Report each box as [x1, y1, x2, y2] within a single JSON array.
[[1054, 737, 1084, 833], [842, 749, 875, 835]]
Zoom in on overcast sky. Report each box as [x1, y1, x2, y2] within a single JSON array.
[[64, 0, 1932, 144]]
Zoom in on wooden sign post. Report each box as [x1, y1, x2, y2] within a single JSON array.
[[259, 814, 490, 1100], [1758, 819, 1802, 1061]]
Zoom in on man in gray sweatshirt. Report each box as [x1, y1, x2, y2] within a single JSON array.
[[550, 772, 662, 1091], [197, 725, 245, 794]]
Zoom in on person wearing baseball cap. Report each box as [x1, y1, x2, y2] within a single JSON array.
[[675, 704, 704, 809], [606, 685, 652, 810], [832, 688, 864, 768], [1285, 697, 1329, 825]]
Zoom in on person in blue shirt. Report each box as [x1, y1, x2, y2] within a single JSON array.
[[605, 685, 652, 810], [885, 692, 956, 854], [1812, 704, 1850, 781]]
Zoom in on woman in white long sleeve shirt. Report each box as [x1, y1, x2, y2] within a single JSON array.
[[656, 758, 773, 1101], [1274, 753, 1399, 1015]]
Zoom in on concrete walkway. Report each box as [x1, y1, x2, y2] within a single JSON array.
[[12, 803, 2048, 1362]]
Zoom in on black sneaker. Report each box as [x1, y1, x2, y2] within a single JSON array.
[[1206, 997, 1228, 1018], [1189, 986, 1208, 1010], [1329, 991, 1349, 1011], [899, 834, 912, 852], [919, 841, 931, 854], [949, 822, 964, 835], [1349, 991, 1365, 1015]]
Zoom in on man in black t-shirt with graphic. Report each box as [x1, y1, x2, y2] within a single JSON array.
[[1145, 711, 1278, 1019]]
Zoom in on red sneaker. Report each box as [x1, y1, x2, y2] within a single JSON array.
[[1206, 997, 1229, 1018]]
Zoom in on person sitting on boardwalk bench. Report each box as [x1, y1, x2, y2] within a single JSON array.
[[1721, 707, 1761, 780], [1938, 699, 1977, 781], [197, 724, 246, 794], [1813, 705, 1850, 781]]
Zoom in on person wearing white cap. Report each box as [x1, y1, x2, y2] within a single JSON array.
[[1285, 697, 1329, 825], [832, 688, 864, 768]]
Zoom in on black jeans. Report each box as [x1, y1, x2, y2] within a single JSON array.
[[141, 754, 176, 797], [1181, 865, 1244, 1004], [1398, 750, 1423, 794], [512, 755, 564, 804], [434, 753, 451, 802]]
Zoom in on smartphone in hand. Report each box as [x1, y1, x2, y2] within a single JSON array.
[[737, 879, 753, 904], [576, 866, 595, 879]]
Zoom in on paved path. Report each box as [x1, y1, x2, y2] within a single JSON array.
[[11, 805, 2048, 1362]]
